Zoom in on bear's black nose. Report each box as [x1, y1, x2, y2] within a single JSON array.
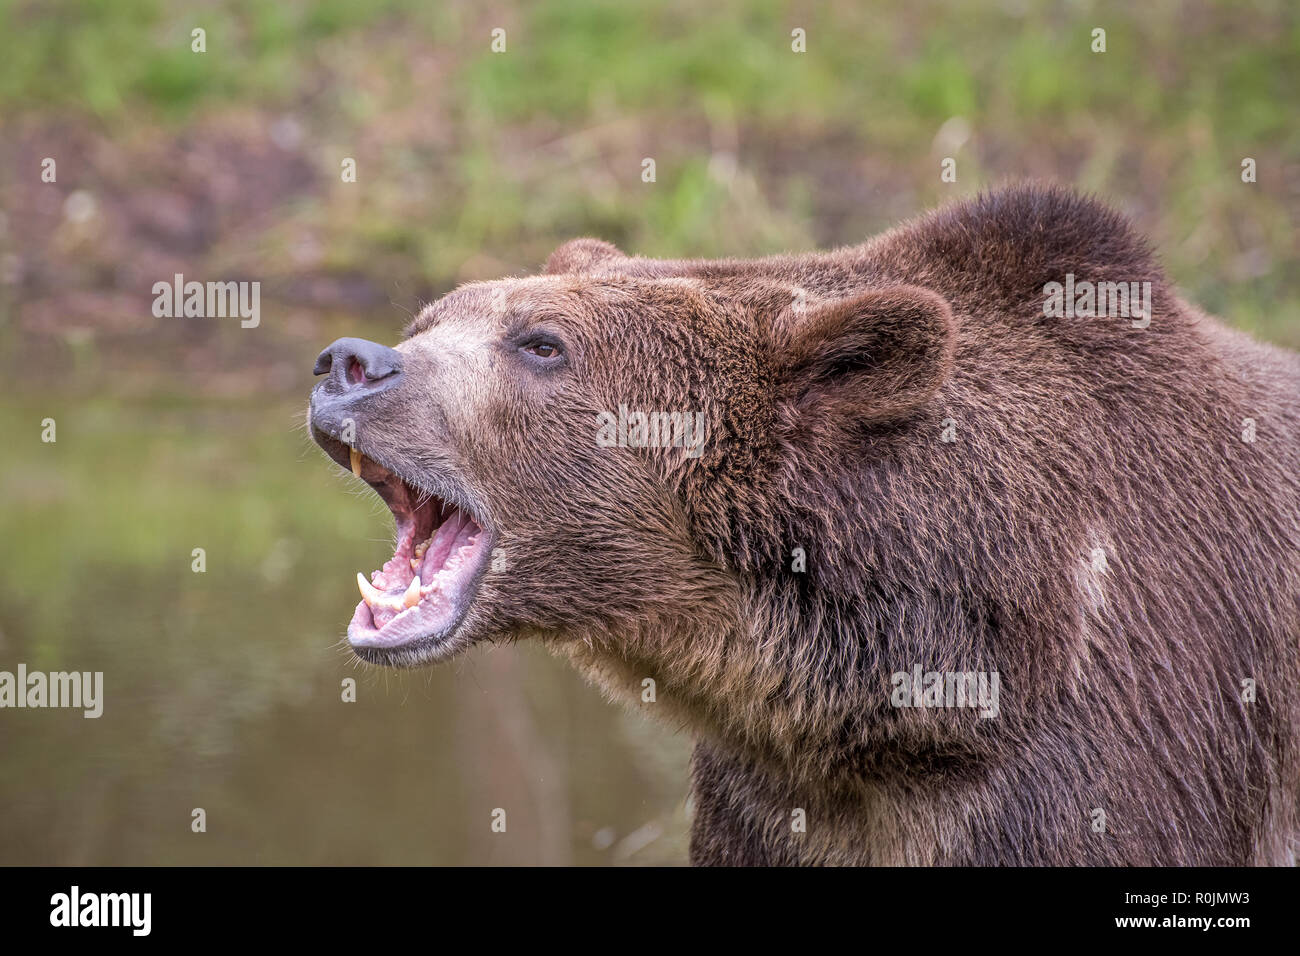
[[313, 337, 403, 390]]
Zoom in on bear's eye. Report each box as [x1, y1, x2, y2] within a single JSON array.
[[520, 339, 563, 360]]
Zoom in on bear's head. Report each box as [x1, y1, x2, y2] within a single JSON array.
[[308, 240, 955, 675]]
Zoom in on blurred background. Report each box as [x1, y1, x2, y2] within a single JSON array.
[[0, 0, 1296, 864]]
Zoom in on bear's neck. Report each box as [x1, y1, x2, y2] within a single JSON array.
[[557, 571, 1006, 787]]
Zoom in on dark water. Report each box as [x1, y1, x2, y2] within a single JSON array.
[[0, 396, 690, 865]]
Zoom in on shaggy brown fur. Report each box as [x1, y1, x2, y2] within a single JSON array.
[[314, 183, 1300, 866]]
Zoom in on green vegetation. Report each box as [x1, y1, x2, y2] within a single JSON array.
[[2, 0, 1296, 341]]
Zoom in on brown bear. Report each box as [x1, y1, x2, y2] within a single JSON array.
[[308, 183, 1300, 866]]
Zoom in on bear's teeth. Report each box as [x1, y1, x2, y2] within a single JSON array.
[[356, 572, 423, 615], [350, 447, 363, 477], [402, 576, 422, 608], [357, 572, 384, 607]]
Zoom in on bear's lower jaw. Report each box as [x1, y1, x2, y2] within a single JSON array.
[[342, 456, 493, 658]]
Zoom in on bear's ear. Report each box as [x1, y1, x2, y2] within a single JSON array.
[[544, 238, 626, 275], [774, 285, 955, 427]]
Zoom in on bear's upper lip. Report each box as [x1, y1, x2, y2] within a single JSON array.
[[312, 430, 493, 660]]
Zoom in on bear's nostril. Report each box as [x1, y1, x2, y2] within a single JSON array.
[[313, 337, 403, 391]]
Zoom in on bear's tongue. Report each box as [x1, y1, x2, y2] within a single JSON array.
[[354, 496, 482, 631]]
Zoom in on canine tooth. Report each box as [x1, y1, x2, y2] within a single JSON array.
[[357, 572, 385, 607], [350, 447, 362, 477], [402, 576, 422, 608]]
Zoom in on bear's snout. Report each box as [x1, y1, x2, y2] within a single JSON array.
[[310, 336, 405, 433], [313, 337, 403, 391]]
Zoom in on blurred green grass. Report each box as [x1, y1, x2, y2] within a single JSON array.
[[2, 0, 1296, 345]]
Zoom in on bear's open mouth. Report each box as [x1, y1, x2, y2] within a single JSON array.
[[339, 448, 492, 654]]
